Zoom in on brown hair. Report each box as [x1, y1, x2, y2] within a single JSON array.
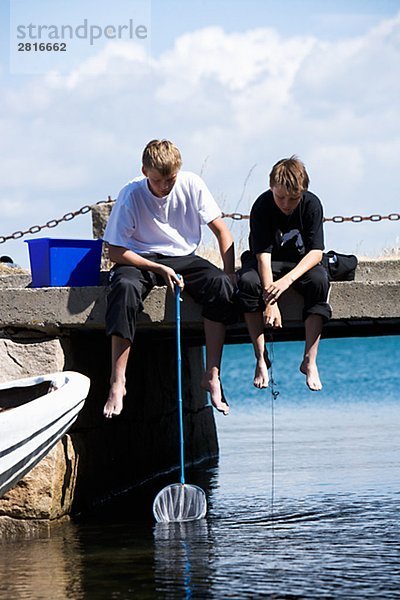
[[269, 156, 309, 195], [142, 139, 182, 175]]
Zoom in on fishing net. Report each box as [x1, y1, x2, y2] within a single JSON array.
[[153, 483, 207, 523], [152, 284, 207, 524]]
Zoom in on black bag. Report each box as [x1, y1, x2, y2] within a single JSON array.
[[322, 250, 358, 281]]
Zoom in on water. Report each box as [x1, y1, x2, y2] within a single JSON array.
[[1, 336, 399, 599]]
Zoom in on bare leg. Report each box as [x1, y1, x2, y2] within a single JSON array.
[[244, 312, 270, 388], [300, 314, 323, 391], [201, 318, 229, 415], [103, 335, 131, 418]]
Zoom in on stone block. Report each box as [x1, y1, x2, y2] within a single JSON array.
[[0, 333, 65, 382], [0, 435, 78, 523], [91, 202, 113, 240], [91, 202, 114, 270]]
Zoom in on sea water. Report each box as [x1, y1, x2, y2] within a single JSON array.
[[0, 336, 399, 599]]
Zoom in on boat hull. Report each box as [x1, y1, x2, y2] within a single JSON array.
[[0, 371, 90, 499]]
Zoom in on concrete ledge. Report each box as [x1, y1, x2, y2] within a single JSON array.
[[0, 280, 399, 335], [0, 258, 399, 339], [329, 281, 400, 319], [354, 259, 400, 282]]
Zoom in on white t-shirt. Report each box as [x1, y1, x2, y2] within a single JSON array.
[[103, 171, 221, 256]]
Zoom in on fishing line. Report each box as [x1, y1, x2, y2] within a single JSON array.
[[267, 332, 279, 529]]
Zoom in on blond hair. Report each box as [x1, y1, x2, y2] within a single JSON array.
[[269, 156, 309, 195], [142, 139, 182, 175]]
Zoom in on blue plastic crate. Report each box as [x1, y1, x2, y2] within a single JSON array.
[[25, 238, 103, 287]]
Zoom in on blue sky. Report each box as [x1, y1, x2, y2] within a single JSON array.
[[1, 0, 399, 267], [151, 0, 400, 47]]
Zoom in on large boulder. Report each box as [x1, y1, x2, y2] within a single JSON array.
[[0, 333, 65, 382], [0, 435, 79, 540]]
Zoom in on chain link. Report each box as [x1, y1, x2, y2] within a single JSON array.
[[222, 211, 400, 223], [0, 196, 114, 244], [0, 200, 398, 245]]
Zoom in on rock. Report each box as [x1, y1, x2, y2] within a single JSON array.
[[0, 334, 72, 537], [91, 202, 114, 270], [0, 262, 31, 289], [0, 273, 32, 288], [0, 334, 65, 382], [0, 515, 51, 541], [91, 201, 113, 240], [0, 435, 78, 537]]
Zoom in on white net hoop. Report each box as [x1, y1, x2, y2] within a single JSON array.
[[153, 483, 207, 523]]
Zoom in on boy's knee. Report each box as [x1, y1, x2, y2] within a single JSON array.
[[108, 276, 143, 312], [201, 270, 238, 324], [206, 269, 234, 297], [303, 304, 332, 324], [236, 268, 261, 295], [235, 269, 265, 313], [303, 266, 329, 294], [300, 266, 331, 323], [113, 275, 139, 295]]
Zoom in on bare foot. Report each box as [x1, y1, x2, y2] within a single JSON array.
[[201, 368, 229, 415], [103, 381, 126, 418], [300, 359, 322, 391], [254, 357, 269, 388]]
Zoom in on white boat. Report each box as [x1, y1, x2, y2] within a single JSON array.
[[0, 371, 90, 498]]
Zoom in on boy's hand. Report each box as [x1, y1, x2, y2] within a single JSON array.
[[263, 276, 292, 305], [263, 303, 282, 328], [158, 265, 184, 294]]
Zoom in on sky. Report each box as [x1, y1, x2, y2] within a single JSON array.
[[1, 0, 399, 268]]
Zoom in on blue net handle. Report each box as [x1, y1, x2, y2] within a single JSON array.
[[175, 279, 185, 485]]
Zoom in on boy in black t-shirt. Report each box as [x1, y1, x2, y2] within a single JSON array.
[[236, 156, 331, 391]]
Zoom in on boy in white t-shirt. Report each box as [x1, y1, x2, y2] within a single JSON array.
[[103, 139, 237, 418]]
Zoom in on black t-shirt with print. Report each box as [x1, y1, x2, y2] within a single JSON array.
[[249, 189, 325, 262]]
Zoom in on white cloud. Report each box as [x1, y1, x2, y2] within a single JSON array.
[[1, 14, 399, 267], [293, 13, 400, 114]]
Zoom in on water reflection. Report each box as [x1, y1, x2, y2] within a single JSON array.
[[154, 520, 212, 599], [0, 523, 84, 600]]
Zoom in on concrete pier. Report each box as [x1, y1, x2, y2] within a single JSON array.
[[0, 257, 399, 538], [0, 258, 399, 339]]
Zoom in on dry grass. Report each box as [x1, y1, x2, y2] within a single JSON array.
[[358, 240, 400, 261], [358, 254, 400, 261], [198, 237, 400, 267], [197, 236, 248, 269], [0, 263, 29, 275]]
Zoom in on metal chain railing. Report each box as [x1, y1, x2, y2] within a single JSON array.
[[222, 211, 400, 223], [0, 198, 399, 244], [0, 196, 114, 244]]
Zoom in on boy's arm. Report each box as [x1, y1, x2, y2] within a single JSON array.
[[263, 249, 323, 304], [107, 244, 183, 293], [257, 251, 274, 288], [207, 217, 235, 278], [257, 252, 282, 327]]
